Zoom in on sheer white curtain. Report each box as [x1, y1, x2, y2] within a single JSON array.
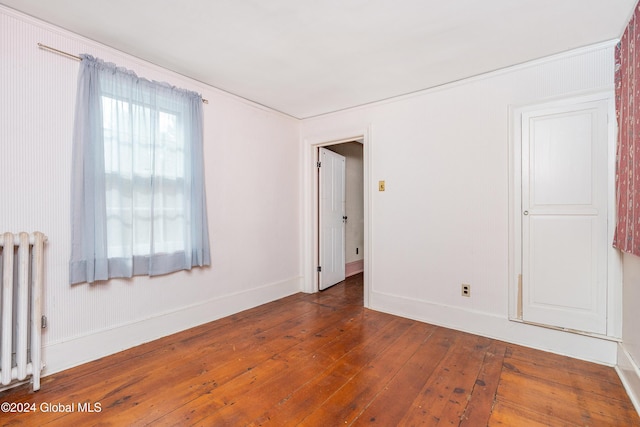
[[70, 55, 210, 284]]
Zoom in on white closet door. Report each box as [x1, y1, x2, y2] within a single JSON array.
[[521, 99, 608, 334]]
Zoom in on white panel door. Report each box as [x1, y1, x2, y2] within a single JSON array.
[[319, 148, 346, 290], [521, 99, 608, 334]]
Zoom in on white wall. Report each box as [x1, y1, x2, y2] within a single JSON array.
[[0, 6, 301, 375], [301, 42, 620, 364], [619, 254, 640, 411]]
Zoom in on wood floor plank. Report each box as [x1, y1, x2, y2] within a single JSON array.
[[350, 325, 452, 426], [399, 332, 493, 425], [504, 344, 622, 386], [240, 314, 415, 427], [100, 302, 368, 426], [501, 352, 631, 403], [488, 400, 583, 427], [459, 339, 508, 426], [298, 321, 436, 425], [496, 362, 639, 426], [162, 309, 396, 425], [0, 274, 637, 426]]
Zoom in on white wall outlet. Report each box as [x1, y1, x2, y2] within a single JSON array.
[[461, 284, 471, 297]]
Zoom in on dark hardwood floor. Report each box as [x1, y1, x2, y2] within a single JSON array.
[[1, 273, 638, 426]]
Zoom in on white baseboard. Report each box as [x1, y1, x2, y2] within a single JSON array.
[[369, 290, 618, 365], [346, 259, 364, 277], [617, 343, 640, 415], [42, 276, 302, 376]]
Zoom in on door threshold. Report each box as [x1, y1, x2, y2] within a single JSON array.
[[509, 317, 621, 343]]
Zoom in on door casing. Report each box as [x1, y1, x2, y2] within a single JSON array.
[[301, 127, 371, 305]]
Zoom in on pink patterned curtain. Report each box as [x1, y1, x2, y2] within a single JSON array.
[[614, 2, 640, 256]]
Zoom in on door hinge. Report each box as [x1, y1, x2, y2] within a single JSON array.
[[41, 315, 47, 329], [316, 161, 321, 168], [317, 266, 322, 272]]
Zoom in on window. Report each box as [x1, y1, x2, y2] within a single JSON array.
[[69, 55, 210, 284], [102, 95, 185, 258]]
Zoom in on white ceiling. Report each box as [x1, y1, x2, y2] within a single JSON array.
[[2, 0, 637, 118]]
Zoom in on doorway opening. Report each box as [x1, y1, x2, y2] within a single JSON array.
[[302, 130, 370, 307], [318, 142, 364, 291]]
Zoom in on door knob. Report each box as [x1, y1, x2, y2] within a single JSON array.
[[523, 211, 529, 215]]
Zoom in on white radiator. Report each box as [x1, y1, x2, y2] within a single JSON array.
[[0, 232, 46, 391]]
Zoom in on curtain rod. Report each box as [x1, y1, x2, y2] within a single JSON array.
[[37, 43, 209, 104]]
